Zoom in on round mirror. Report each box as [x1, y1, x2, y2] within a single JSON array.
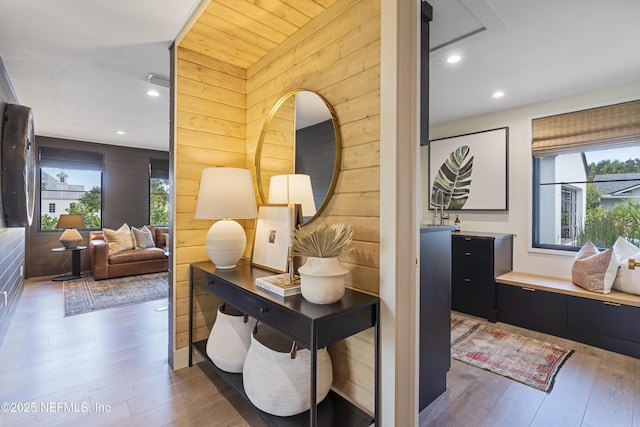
[[255, 89, 341, 225]]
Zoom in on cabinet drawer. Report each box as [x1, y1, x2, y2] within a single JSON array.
[[451, 277, 494, 319], [205, 276, 235, 301], [452, 236, 493, 254], [235, 291, 310, 346], [496, 284, 566, 334], [568, 297, 640, 343], [452, 254, 494, 280]]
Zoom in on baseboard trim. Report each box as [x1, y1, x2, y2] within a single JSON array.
[[172, 347, 190, 370]]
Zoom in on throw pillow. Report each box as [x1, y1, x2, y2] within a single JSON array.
[[612, 236, 640, 262], [156, 231, 168, 248], [102, 223, 134, 254], [132, 225, 156, 249], [131, 225, 156, 249], [571, 241, 618, 294], [612, 250, 640, 296]]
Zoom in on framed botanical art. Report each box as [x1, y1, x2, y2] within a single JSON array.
[[428, 127, 509, 211], [251, 204, 301, 273]]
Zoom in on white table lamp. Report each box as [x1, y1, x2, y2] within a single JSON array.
[[195, 167, 258, 269], [268, 174, 316, 282], [268, 174, 317, 217]]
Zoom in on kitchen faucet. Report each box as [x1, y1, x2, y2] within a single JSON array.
[[433, 189, 450, 226]]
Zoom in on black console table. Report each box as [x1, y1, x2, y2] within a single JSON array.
[[190, 260, 379, 427]]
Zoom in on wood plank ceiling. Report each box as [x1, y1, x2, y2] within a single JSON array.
[[180, 0, 338, 68]]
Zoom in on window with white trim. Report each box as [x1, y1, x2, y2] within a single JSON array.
[[532, 100, 640, 249]]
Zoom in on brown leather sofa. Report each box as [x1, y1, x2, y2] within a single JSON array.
[[89, 226, 169, 280]]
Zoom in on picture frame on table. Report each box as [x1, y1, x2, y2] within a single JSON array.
[[251, 204, 302, 273]]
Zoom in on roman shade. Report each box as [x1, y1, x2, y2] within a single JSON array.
[[531, 99, 640, 158], [39, 147, 104, 171], [149, 158, 169, 179]]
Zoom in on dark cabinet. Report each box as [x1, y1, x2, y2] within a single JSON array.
[[419, 226, 452, 411], [497, 282, 640, 359], [568, 297, 640, 343], [451, 232, 513, 321], [496, 284, 567, 334]]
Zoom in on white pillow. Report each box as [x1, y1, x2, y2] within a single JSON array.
[[612, 250, 640, 296], [612, 236, 640, 262]]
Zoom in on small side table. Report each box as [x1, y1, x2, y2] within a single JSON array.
[[51, 245, 87, 281]]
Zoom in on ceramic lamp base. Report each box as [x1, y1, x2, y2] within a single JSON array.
[[206, 219, 247, 269], [59, 228, 82, 249]]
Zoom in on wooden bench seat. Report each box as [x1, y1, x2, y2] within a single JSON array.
[[494, 271, 640, 359], [496, 271, 640, 308]]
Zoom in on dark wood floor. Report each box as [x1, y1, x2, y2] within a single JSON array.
[[0, 278, 265, 427], [420, 312, 640, 427], [2, 279, 639, 426]]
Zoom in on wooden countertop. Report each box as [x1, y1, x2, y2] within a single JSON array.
[[496, 271, 640, 308]]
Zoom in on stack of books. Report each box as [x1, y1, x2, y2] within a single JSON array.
[[255, 274, 301, 297]]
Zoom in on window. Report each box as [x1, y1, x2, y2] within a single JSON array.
[[149, 158, 169, 226], [560, 186, 578, 244], [39, 147, 104, 231], [532, 100, 640, 250]]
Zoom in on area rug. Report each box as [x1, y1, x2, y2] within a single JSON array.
[[64, 272, 168, 316], [451, 315, 573, 392]]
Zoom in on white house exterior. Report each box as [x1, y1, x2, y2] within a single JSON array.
[[538, 154, 588, 246], [40, 170, 86, 222], [593, 173, 640, 210]]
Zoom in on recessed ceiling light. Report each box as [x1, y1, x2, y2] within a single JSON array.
[[492, 91, 505, 98], [116, 130, 125, 135], [147, 89, 160, 97], [446, 55, 461, 64]]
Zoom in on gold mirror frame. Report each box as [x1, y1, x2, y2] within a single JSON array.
[[255, 89, 342, 225]]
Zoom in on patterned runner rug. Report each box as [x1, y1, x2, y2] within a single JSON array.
[[64, 272, 168, 316], [451, 315, 573, 392]]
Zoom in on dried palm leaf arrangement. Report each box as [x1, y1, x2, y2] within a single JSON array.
[[291, 222, 354, 258]]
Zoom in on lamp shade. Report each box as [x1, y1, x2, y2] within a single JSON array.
[[194, 167, 258, 269], [56, 214, 85, 229], [268, 174, 317, 217], [195, 168, 258, 220]]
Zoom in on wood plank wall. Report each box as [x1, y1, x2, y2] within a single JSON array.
[[256, 95, 295, 200], [173, 48, 249, 349], [247, 0, 381, 411], [27, 136, 169, 278], [174, 0, 380, 413]]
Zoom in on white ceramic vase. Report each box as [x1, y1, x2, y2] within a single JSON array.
[[298, 257, 348, 304]]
